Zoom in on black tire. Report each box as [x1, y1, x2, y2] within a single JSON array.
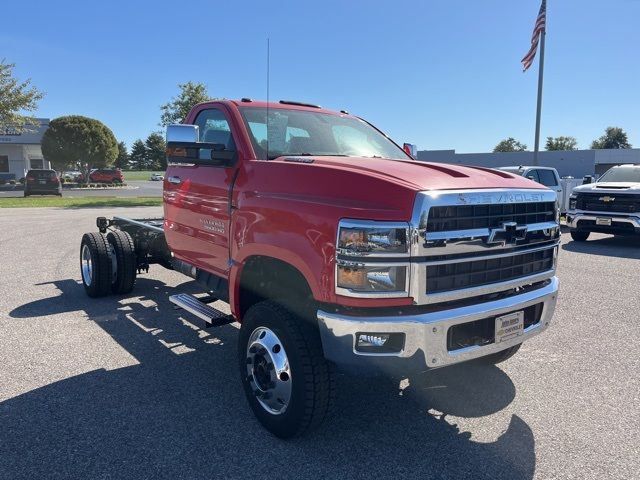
[[477, 343, 522, 365], [570, 230, 590, 242], [238, 300, 335, 439], [106, 230, 137, 294], [80, 232, 112, 298], [23, 193, 29, 197]]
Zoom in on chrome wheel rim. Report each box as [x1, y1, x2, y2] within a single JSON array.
[[246, 327, 292, 415], [81, 244, 93, 286]]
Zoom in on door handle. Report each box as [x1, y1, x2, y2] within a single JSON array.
[[168, 176, 182, 185]]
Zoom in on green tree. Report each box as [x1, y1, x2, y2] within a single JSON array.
[[115, 141, 129, 169], [591, 127, 632, 149], [41, 116, 118, 177], [129, 139, 147, 170], [545, 136, 578, 151], [493, 137, 528, 153], [0, 60, 45, 133], [145, 132, 166, 170], [160, 81, 213, 126]]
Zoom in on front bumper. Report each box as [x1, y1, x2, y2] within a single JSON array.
[[567, 212, 640, 234], [317, 277, 558, 372]]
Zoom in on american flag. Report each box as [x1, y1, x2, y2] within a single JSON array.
[[521, 0, 547, 72]]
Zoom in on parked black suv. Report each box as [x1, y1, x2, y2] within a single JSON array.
[[24, 169, 62, 197]]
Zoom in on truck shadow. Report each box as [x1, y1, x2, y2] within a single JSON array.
[[562, 235, 640, 259], [5, 278, 534, 480]]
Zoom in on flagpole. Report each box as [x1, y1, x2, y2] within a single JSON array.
[[533, 28, 546, 166]]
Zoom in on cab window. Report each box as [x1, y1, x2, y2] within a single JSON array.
[[194, 109, 236, 151], [525, 170, 541, 183], [537, 169, 558, 187]]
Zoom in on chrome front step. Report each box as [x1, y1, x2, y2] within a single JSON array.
[[169, 293, 234, 327]]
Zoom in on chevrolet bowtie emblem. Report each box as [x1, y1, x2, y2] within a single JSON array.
[[488, 222, 528, 246], [599, 196, 615, 202]]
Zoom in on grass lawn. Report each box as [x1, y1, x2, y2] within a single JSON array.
[[123, 170, 164, 181], [0, 196, 163, 208]]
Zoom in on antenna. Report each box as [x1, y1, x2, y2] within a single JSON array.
[[266, 37, 270, 160]]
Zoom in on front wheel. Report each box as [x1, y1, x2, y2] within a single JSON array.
[[570, 230, 590, 242], [238, 301, 335, 438]]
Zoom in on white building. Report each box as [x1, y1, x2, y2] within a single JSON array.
[[0, 119, 51, 181]]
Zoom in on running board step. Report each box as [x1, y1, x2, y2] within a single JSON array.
[[169, 294, 234, 327]]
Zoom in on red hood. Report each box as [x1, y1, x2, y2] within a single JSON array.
[[281, 156, 547, 191]]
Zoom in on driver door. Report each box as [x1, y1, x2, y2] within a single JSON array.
[[164, 107, 237, 276]]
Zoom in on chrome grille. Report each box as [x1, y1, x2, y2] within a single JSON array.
[[409, 189, 559, 304], [427, 202, 556, 232], [426, 248, 554, 293]]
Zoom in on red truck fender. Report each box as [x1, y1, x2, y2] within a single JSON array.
[[229, 244, 327, 321]]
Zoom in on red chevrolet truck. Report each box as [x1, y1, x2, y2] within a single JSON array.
[[79, 99, 560, 438]]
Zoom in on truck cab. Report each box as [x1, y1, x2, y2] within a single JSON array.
[[81, 99, 560, 438], [498, 165, 562, 198]]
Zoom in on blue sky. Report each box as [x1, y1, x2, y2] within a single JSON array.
[[3, 0, 639, 153]]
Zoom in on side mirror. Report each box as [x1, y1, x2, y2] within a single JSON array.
[[582, 175, 594, 185], [166, 124, 236, 166], [403, 143, 417, 159], [526, 175, 536, 181]]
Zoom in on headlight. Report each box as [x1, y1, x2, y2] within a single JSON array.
[[337, 220, 409, 256], [336, 220, 411, 298], [336, 261, 408, 296], [569, 195, 577, 210]]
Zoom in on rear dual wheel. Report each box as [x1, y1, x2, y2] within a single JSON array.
[[106, 230, 137, 294], [80, 230, 137, 297]]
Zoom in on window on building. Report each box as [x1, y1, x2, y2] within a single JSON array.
[[0, 155, 8, 172], [30, 158, 44, 169]]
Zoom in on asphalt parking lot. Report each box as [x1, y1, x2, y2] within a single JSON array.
[[0, 180, 162, 198], [0, 207, 638, 480]]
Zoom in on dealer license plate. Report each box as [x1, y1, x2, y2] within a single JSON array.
[[495, 311, 524, 344], [596, 217, 612, 226]]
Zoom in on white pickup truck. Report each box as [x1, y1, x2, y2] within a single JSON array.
[[567, 164, 640, 241]]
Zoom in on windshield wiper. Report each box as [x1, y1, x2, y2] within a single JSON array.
[[268, 153, 351, 160]]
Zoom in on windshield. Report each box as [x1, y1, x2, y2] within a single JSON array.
[[239, 107, 410, 161], [598, 166, 640, 183], [499, 167, 525, 176]]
